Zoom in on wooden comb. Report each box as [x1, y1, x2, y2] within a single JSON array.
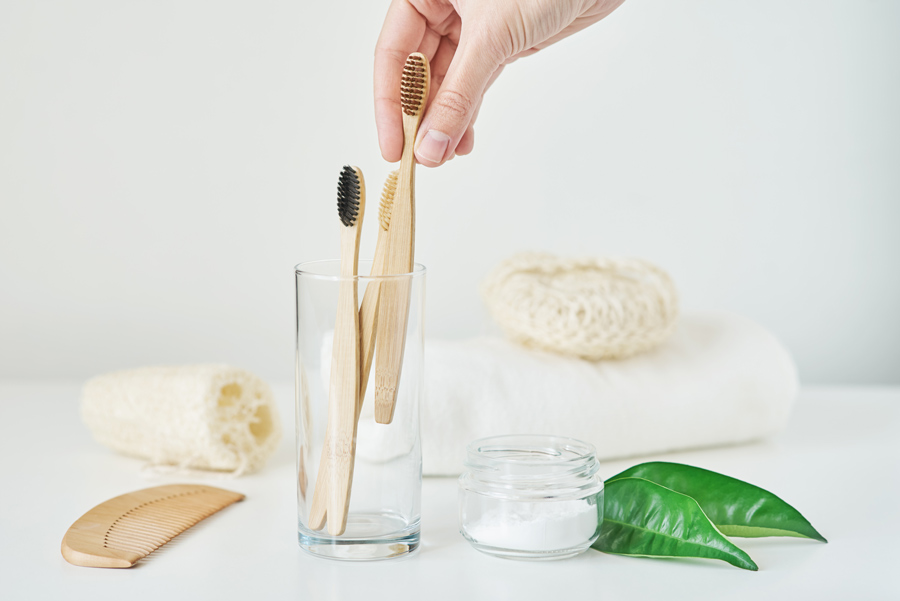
[[61, 484, 244, 568]]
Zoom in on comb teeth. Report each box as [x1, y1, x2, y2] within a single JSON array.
[[378, 170, 399, 231], [400, 54, 427, 116], [102, 490, 226, 555], [61, 484, 244, 568], [337, 165, 361, 227]]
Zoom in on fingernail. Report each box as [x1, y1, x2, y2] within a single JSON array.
[[415, 130, 451, 165]]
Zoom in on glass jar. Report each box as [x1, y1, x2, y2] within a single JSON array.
[[459, 434, 604, 560], [295, 260, 425, 560]]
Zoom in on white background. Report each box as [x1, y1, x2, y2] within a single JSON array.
[[1, 0, 898, 384]]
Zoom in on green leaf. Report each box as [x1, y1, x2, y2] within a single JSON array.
[[607, 462, 826, 543], [593, 477, 759, 571]]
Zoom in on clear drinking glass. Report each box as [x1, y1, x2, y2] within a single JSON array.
[[295, 260, 425, 560]]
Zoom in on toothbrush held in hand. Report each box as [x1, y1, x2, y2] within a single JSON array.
[[373, 53, 429, 424], [308, 165, 365, 536]]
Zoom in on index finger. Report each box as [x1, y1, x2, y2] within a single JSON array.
[[374, 0, 427, 162]]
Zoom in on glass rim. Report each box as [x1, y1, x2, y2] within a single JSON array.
[[294, 259, 426, 282]]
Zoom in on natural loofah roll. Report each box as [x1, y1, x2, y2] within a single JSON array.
[[81, 365, 281, 476], [481, 253, 679, 360]]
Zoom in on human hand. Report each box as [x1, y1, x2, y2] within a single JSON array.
[[374, 0, 626, 167]]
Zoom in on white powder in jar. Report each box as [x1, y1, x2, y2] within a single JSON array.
[[465, 499, 599, 552]]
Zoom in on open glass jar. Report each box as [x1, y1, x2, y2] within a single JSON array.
[[459, 435, 604, 560]]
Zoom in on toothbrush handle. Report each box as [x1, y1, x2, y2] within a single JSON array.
[[373, 123, 417, 424], [358, 235, 388, 413], [325, 275, 360, 536], [373, 276, 412, 424]]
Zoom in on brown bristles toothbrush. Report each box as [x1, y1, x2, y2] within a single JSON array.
[[373, 52, 430, 424]]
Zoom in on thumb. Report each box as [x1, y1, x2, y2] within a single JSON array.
[[415, 39, 500, 167]]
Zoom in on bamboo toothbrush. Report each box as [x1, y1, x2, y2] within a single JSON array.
[[373, 52, 430, 424], [308, 165, 365, 536], [358, 169, 398, 411]]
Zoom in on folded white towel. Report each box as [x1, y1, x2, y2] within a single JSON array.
[[81, 365, 281, 475], [418, 311, 798, 476]]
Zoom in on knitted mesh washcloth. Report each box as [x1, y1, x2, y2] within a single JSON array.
[[481, 253, 679, 360], [81, 365, 281, 476]]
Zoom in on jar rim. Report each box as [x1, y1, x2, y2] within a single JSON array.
[[461, 434, 602, 500], [465, 434, 598, 468]]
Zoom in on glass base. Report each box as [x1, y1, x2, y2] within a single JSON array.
[[465, 539, 594, 561], [299, 513, 420, 561]]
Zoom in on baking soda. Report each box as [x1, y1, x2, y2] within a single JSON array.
[[465, 499, 599, 552]]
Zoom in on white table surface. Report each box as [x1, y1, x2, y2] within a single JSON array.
[[1, 383, 897, 600]]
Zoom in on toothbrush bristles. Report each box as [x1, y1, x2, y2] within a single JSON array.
[[400, 54, 427, 116], [336, 165, 360, 227], [378, 170, 398, 231]]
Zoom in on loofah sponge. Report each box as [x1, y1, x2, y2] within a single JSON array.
[[481, 252, 679, 360], [81, 365, 281, 476]]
